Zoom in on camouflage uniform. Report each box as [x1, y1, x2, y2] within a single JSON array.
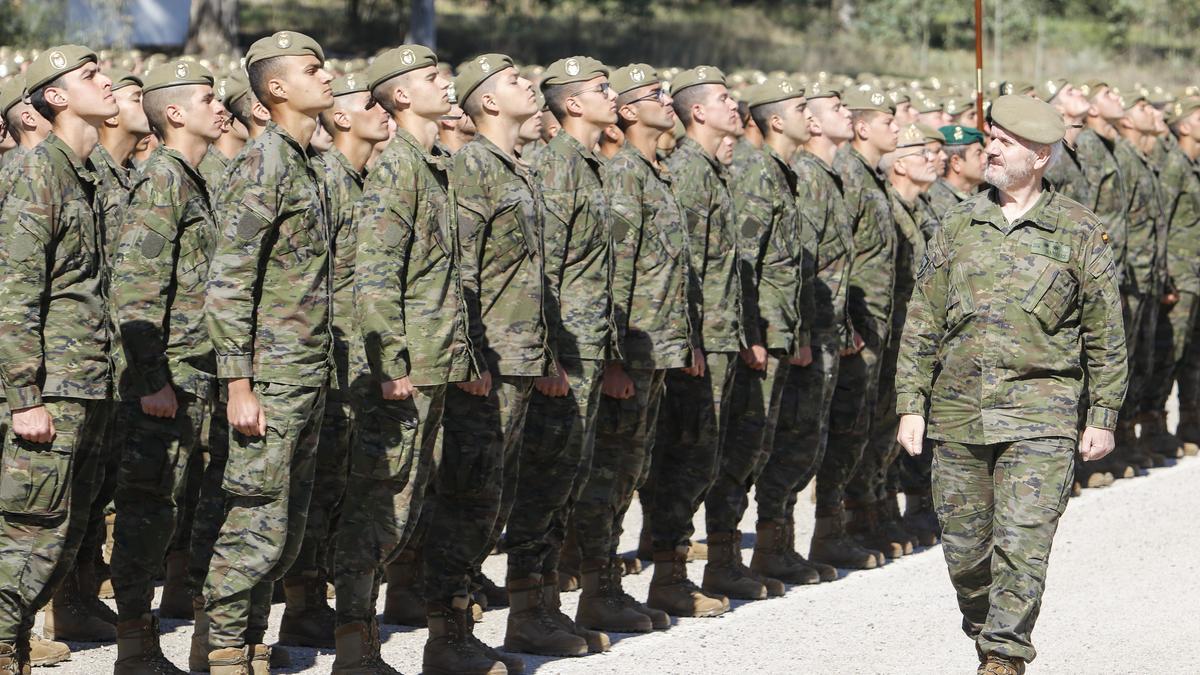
[[643, 136, 743, 552], [108, 144, 219, 621], [925, 178, 969, 219], [333, 129, 476, 623], [0, 135, 113, 643], [197, 146, 230, 199], [896, 188, 1127, 663], [755, 149, 854, 522], [203, 121, 332, 649]]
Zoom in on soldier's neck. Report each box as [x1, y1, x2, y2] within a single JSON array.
[[997, 180, 1043, 223], [561, 118, 603, 152], [215, 134, 244, 160], [803, 135, 838, 167], [1179, 135, 1200, 161], [1117, 125, 1145, 148], [269, 107, 319, 149], [1086, 115, 1117, 141], [21, 129, 51, 151], [332, 133, 373, 173], [765, 133, 797, 163], [476, 117, 521, 159], [946, 171, 977, 195], [163, 131, 209, 168], [851, 139, 882, 168], [626, 124, 661, 164], [99, 125, 140, 167], [685, 124, 725, 159], [51, 113, 100, 163], [396, 110, 438, 152], [889, 175, 921, 203]]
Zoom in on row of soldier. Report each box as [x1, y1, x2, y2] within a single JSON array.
[[0, 31, 1195, 675]]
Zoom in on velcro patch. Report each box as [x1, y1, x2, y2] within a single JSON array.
[[1029, 238, 1071, 263], [140, 231, 168, 258]]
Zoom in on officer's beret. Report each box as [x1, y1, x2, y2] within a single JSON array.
[[670, 66, 726, 96], [245, 31, 325, 69], [454, 54, 514, 104], [940, 124, 985, 146], [742, 76, 804, 109], [1036, 78, 1069, 103], [141, 60, 213, 94], [26, 45, 97, 93], [1, 76, 27, 117], [366, 45, 438, 91], [331, 73, 368, 97], [106, 68, 143, 92], [541, 56, 609, 88], [842, 88, 894, 114], [988, 94, 1065, 144], [805, 81, 840, 100], [896, 124, 926, 148], [610, 63, 660, 97]]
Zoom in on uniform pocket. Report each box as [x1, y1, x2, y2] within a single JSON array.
[[118, 410, 183, 496], [223, 388, 292, 499], [1021, 264, 1078, 333], [946, 264, 977, 329], [350, 397, 418, 483], [0, 432, 75, 517]]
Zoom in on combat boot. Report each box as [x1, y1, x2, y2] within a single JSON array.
[[543, 572, 610, 652], [636, 526, 653, 561], [502, 576, 587, 656], [1138, 409, 1180, 464], [189, 596, 209, 672], [702, 531, 781, 599], [157, 550, 192, 620], [784, 513, 837, 582], [1110, 419, 1149, 475], [556, 529, 581, 592], [1176, 406, 1200, 455], [207, 646, 250, 675], [382, 551, 426, 627], [901, 489, 940, 547], [115, 614, 186, 674], [977, 654, 1026, 675], [809, 512, 882, 570], [44, 569, 116, 642], [575, 558, 653, 634], [750, 520, 820, 585], [646, 547, 728, 617], [27, 632, 69, 667], [0, 642, 24, 675], [247, 644, 273, 675], [278, 571, 336, 648], [616, 554, 642, 575], [472, 570, 507, 609], [424, 598, 508, 675], [331, 620, 400, 674], [686, 540, 708, 561], [845, 501, 904, 560]]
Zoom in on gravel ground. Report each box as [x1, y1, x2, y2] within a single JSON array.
[[40, 442, 1200, 674]]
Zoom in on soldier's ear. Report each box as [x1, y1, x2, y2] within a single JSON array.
[[332, 108, 352, 132], [617, 103, 637, 125], [480, 91, 500, 116]]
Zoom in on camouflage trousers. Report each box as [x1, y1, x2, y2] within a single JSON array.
[[642, 352, 735, 551], [574, 368, 665, 560], [754, 343, 841, 522], [187, 395, 230, 596], [505, 359, 602, 580], [933, 436, 1074, 664], [433, 376, 533, 604], [110, 392, 206, 620], [895, 445, 933, 494], [204, 382, 325, 648], [1146, 290, 1197, 413], [706, 357, 787, 534], [75, 401, 122, 588], [847, 329, 903, 504], [0, 398, 109, 642], [333, 384, 443, 625], [286, 389, 353, 585], [815, 340, 887, 515]]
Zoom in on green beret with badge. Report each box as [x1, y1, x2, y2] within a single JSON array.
[[0, 76, 26, 118], [366, 45, 438, 90], [106, 68, 143, 92], [331, 73, 367, 97], [26, 44, 97, 93], [742, 76, 803, 109], [939, 124, 985, 146], [1121, 90, 1148, 110], [141, 60, 213, 94], [987, 94, 1065, 144], [1079, 79, 1108, 98], [610, 63, 659, 97], [245, 31, 324, 68], [541, 56, 609, 88], [454, 53, 514, 104], [670, 66, 726, 95], [842, 88, 894, 114]]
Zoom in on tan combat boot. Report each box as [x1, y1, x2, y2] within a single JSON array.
[[502, 576, 587, 657], [750, 519, 821, 585], [27, 631, 69, 667], [115, 614, 186, 674], [1111, 419, 1151, 474], [784, 513, 837, 582], [901, 489, 940, 547], [189, 596, 209, 672], [646, 547, 729, 617], [543, 573, 610, 652], [278, 571, 336, 648], [44, 565, 116, 642], [331, 621, 399, 674], [424, 598, 510, 675], [703, 531, 784, 598], [382, 551, 426, 627], [207, 646, 250, 675], [574, 559, 652, 634], [846, 501, 906, 560], [472, 570, 507, 609], [0, 642, 24, 675], [809, 511, 882, 570], [1177, 406, 1200, 455], [880, 494, 917, 553], [977, 654, 1026, 675], [157, 550, 192, 620], [247, 644, 272, 675], [1137, 409, 1179, 465]]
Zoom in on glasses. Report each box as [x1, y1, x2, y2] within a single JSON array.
[[627, 88, 669, 105], [897, 148, 936, 161], [572, 82, 611, 97]]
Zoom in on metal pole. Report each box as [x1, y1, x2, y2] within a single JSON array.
[[975, 0, 985, 131]]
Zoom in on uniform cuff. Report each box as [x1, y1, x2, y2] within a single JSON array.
[[378, 351, 411, 382], [1086, 406, 1119, 431], [5, 385, 42, 410], [216, 354, 254, 380], [895, 392, 927, 417]]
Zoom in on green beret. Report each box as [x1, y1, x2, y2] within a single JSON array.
[[366, 45, 438, 90], [0, 76, 25, 117], [916, 123, 945, 143], [331, 73, 368, 97], [896, 124, 926, 148], [1036, 78, 1069, 102], [141, 60, 212, 94], [939, 124, 985, 146], [245, 31, 324, 69], [742, 76, 803, 109], [1168, 97, 1200, 125], [670, 66, 726, 96], [454, 53, 514, 105], [221, 70, 251, 107], [106, 68, 143, 92], [805, 81, 840, 100], [541, 56, 609, 88], [988, 94, 1065, 144], [610, 63, 659, 96], [999, 80, 1034, 96], [842, 88, 893, 114], [26, 45, 98, 93]]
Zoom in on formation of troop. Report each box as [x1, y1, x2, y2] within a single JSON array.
[[0, 29, 1193, 675]]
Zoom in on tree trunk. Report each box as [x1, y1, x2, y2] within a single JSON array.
[[185, 0, 239, 57], [406, 0, 436, 49]]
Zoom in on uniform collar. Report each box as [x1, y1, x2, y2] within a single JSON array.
[[324, 147, 365, 186], [550, 129, 602, 168], [44, 132, 99, 185], [154, 143, 208, 188], [972, 182, 1058, 234], [676, 135, 721, 173], [394, 127, 441, 168]]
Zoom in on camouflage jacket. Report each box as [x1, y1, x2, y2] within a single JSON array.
[[205, 121, 332, 386], [452, 134, 552, 377], [889, 187, 932, 333], [835, 145, 897, 351], [792, 150, 854, 348], [354, 128, 478, 388], [896, 188, 1128, 443], [1113, 137, 1166, 294], [1075, 128, 1130, 285], [1046, 141, 1090, 205], [666, 136, 746, 354], [198, 146, 230, 200], [533, 131, 616, 363], [729, 144, 812, 354], [926, 178, 969, 220], [91, 144, 133, 266], [0, 134, 112, 406], [314, 148, 365, 393], [1158, 146, 1200, 292], [111, 144, 217, 401]]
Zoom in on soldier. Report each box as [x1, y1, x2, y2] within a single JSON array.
[[809, 89, 899, 570], [915, 96, 950, 129], [633, 65, 745, 619], [0, 45, 119, 673], [436, 99, 475, 155], [890, 90, 917, 127], [201, 31, 334, 674], [196, 74, 250, 192], [0, 76, 52, 168], [107, 59, 225, 674], [1043, 80, 1093, 206], [896, 95, 1127, 675], [927, 125, 985, 217], [752, 82, 853, 584]]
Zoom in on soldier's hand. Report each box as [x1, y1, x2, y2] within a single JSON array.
[[897, 414, 926, 457], [227, 379, 267, 437], [381, 376, 414, 401], [12, 405, 55, 443], [740, 344, 768, 371], [601, 362, 636, 400], [456, 371, 493, 397], [535, 361, 570, 398], [1162, 291, 1180, 306], [681, 348, 706, 378], [141, 384, 179, 419], [1079, 426, 1116, 462], [788, 346, 814, 367]]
